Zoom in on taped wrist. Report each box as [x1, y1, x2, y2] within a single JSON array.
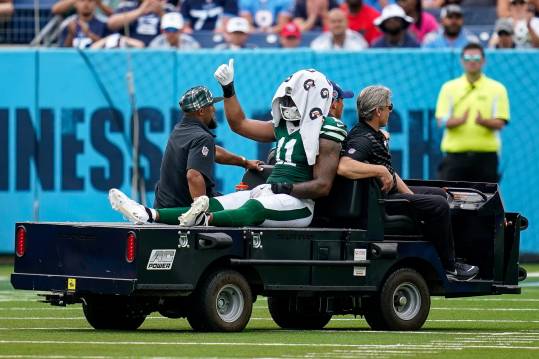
[[144, 207, 155, 222], [271, 182, 293, 195], [222, 82, 235, 98]]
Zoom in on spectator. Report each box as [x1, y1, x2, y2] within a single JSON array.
[[364, 0, 393, 11], [491, 17, 516, 48], [293, 0, 339, 31], [497, 0, 539, 17], [108, 0, 174, 46], [53, 0, 113, 16], [0, 0, 14, 19], [240, 0, 293, 32], [340, 0, 381, 44], [280, 21, 302, 47], [61, 0, 109, 48], [490, 0, 539, 48], [422, 0, 444, 8], [181, 0, 238, 32], [311, 8, 369, 49], [91, 32, 145, 47], [423, 4, 479, 49], [371, 4, 420, 47], [215, 16, 257, 49], [149, 12, 201, 48], [435, 43, 509, 183], [397, 0, 438, 42]]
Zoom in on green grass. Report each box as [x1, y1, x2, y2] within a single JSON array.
[[1, 264, 538, 358]]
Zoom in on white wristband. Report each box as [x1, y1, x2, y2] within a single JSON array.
[[440, 115, 450, 126]]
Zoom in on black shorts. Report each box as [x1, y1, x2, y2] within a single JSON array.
[[438, 152, 499, 183]]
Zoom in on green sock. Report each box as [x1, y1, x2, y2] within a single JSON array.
[[156, 198, 224, 225], [211, 200, 266, 227]]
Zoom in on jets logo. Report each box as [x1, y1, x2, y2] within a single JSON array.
[[309, 108, 322, 120], [284, 75, 293, 82], [320, 88, 329, 99], [303, 79, 315, 90], [306, 69, 317, 73]]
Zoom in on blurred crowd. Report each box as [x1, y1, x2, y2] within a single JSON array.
[[0, 0, 538, 49]]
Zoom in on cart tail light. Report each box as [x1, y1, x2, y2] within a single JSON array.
[[16, 226, 26, 257], [126, 232, 136, 263]]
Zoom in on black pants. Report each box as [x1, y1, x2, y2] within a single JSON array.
[[438, 152, 499, 183], [389, 186, 455, 270]]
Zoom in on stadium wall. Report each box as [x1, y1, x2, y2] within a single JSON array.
[[1, 49, 538, 254]]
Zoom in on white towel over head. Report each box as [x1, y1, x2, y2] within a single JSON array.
[[271, 69, 333, 166]]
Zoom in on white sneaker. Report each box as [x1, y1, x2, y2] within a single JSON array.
[[108, 188, 149, 224], [179, 196, 210, 226]]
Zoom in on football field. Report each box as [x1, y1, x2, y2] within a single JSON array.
[[1, 264, 538, 359]]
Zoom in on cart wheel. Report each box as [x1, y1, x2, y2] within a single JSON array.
[[187, 269, 252, 332], [82, 296, 146, 330], [268, 296, 332, 330], [364, 268, 430, 331]]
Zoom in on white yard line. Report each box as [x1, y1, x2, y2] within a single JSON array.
[[0, 339, 538, 351], [0, 356, 231, 359], [521, 282, 539, 287], [432, 298, 539, 302], [253, 306, 539, 311], [430, 307, 539, 311], [0, 327, 90, 331], [0, 356, 117, 359], [0, 328, 537, 336], [0, 308, 80, 311]]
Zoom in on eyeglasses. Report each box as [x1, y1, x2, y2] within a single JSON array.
[[463, 54, 482, 62]]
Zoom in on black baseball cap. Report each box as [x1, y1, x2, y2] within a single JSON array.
[[330, 80, 354, 100]]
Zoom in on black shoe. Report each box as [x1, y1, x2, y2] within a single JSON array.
[[446, 262, 479, 281]]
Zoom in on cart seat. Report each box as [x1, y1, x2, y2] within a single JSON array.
[[241, 167, 420, 234]]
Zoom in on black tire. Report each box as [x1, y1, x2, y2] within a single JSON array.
[[187, 269, 252, 332], [268, 296, 332, 330], [364, 268, 430, 331], [82, 296, 146, 330]]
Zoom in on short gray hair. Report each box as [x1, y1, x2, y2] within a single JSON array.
[[357, 85, 392, 122]]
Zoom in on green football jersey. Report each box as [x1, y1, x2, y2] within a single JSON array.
[[267, 116, 347, 184]]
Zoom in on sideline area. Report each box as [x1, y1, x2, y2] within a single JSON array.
[[0, 264, 538, 358]]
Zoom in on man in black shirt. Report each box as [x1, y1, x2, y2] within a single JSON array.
[[338, 85, 479, 281], [155, 85, 262, 209], [109, 85, 262, 224]]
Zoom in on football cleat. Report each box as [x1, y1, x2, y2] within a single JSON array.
[[179, 196, 210, 226], [108, 188, 149, 224]]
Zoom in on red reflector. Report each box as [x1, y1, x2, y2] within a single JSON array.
[[126, 232, 136, 263], [16, 226, 26, 257]]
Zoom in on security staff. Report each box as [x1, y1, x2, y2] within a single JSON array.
[[154, 85, 262, 210], [435, 42, 510, 183]]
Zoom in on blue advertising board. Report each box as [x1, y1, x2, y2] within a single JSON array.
[[1, 49, 538, 253]]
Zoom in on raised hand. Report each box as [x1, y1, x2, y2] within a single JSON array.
[[214, 58, 235, 86]]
